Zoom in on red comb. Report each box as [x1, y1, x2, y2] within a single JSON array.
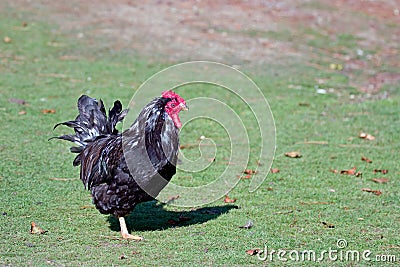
[[161, 90, 185, 102]]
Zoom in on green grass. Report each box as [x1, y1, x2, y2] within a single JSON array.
[[1, 10, 400, 267]]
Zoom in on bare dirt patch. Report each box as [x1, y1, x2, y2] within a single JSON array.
[[2, 0, 399, 92]]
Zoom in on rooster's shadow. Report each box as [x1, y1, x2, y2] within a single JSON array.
[[107, 201, 238, 232]]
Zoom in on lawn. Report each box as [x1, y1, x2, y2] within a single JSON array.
[[1, 5, 399, 267]]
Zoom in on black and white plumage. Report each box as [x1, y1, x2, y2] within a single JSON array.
[[53, 92, 187, 240]]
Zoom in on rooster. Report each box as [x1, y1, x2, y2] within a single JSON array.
[[53, 91, 188, 240]]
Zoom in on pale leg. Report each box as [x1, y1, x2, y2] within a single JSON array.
[[118, 216, 143, 241]]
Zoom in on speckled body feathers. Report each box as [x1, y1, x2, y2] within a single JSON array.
[[54, 95, 179, 217]]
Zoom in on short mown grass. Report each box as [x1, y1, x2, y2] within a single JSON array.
[[1, 10, 399, 267]]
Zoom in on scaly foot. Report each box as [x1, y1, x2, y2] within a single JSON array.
[[118, 216, 143, 241], [121, 232, 144, 241]]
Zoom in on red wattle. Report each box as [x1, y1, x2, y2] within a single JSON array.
[[170, 113, 182, 128]]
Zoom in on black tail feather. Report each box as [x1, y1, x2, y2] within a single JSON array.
[[108, 100, 128, 135], [51, 95, 128, 156]]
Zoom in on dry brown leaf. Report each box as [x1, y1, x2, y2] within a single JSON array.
[[340, 167, 357, 175], [361, 188, 382, 196], [223, 195, 236, 203], [361, 156, 372, 163], [4, 36, 12, 43], [322, 221, 335, 228], [267, 187, 273, 191], [374, 169, 388, 174], [298, 102, 311, 107], [246, 248, 261, 256], [359, 132, 375, 140], [9, 98, 28, 105], [30, 221, 48, 234], [41, 109, 56, 114], [270, 168, 280, 173], [239, 174, 252, 179], [167, 195, 180, 202], [244, 169, 257, 175], [371, 178, 389, 184], [18, 110, 27, 115], [285, 151, 302, 158], [354, 172, 363, 177], [337, 167, 362, 177], [179, 143, 221, 149], [207, 158, 215, 162], [80, 205, 94, 209], [239, 220, 254, 229]]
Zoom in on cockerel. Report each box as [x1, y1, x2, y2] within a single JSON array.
[[53, 91, 188, 240]]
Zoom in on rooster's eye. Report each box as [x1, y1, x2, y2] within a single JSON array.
[[171, 103, 176, 107]]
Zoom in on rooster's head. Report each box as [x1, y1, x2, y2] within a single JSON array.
[[162, 90, 188, 128]]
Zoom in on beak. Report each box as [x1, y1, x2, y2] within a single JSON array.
[[180, 103, 189, 111]]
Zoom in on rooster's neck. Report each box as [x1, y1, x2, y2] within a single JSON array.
[[123, 97, 179, 166]]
